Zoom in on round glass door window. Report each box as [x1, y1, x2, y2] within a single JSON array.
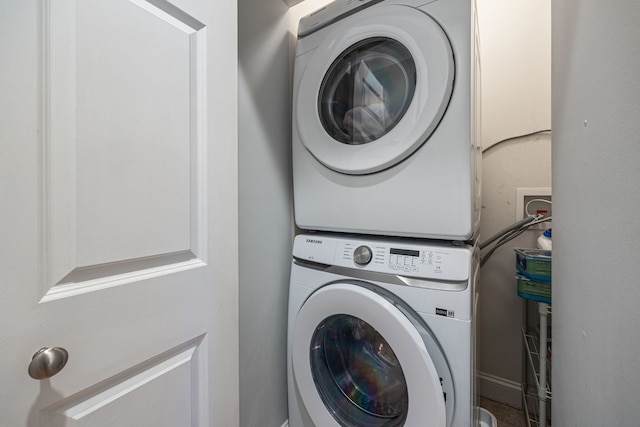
[[318, 37, 416, 145], [310, 314, 409, 426]]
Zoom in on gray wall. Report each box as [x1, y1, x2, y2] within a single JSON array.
[[238, 0, 292, 425], [552, 2, 640, 425]]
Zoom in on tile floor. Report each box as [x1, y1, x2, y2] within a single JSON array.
[[480, 397, 528, 427]]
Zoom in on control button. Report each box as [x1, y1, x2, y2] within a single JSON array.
[[353, 245, 373, 266]]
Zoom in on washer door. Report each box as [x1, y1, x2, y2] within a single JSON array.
[[295, 4, 454, 175], [292, 283, 447, 426]]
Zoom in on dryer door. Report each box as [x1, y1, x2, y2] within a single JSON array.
[[292, 283, 447, 427], [295, 4, 454, 175]]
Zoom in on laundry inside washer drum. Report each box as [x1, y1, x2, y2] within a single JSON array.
[[310, 314, 409, 426], [318, 37, 417, 146]]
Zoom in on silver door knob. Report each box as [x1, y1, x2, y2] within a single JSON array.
[[28, 347, 69, 380]]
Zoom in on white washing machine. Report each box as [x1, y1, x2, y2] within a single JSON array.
[[292, 0, 482, 241], [287, 233, 485, 427]]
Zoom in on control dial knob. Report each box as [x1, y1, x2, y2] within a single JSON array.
[[353, 245, 373, 266]]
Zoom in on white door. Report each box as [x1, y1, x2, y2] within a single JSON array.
[[0, 0, 238, 426]]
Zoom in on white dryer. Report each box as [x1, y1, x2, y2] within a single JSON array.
[[287, 233, 481, 427], [292, 0, 482, 241]]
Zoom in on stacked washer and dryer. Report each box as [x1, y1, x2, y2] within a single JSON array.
[[287, 0, 495, 426]]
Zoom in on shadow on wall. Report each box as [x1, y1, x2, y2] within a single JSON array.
[[238, 0, 294, 427], [239, 0, 292, 185]]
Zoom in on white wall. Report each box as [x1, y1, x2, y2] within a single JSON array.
[[552, 2, 640, 425], [479, 0, 551, 151], [238, 0, 292, 425], [476, 0, 551, 407]]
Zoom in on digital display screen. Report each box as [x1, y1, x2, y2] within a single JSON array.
[[390, 248, 420, 257]]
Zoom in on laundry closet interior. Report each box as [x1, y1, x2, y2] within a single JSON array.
[[239, 0, 550, 425]]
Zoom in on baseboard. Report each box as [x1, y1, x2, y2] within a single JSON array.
[[477, 371, 523, 410]]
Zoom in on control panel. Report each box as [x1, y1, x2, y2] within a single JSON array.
[[294, 234, 471, 282]]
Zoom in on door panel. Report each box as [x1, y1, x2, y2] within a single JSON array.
[[40, 336, 205, 426], [44, 0, 204, 294], [0, 0, 237, 425]]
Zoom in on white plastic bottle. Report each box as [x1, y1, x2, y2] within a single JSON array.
[[537, 228, 552, 250]]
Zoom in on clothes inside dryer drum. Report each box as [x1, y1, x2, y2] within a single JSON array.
[[310, 314, 409, 427], [318, 37, 416, 145]]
